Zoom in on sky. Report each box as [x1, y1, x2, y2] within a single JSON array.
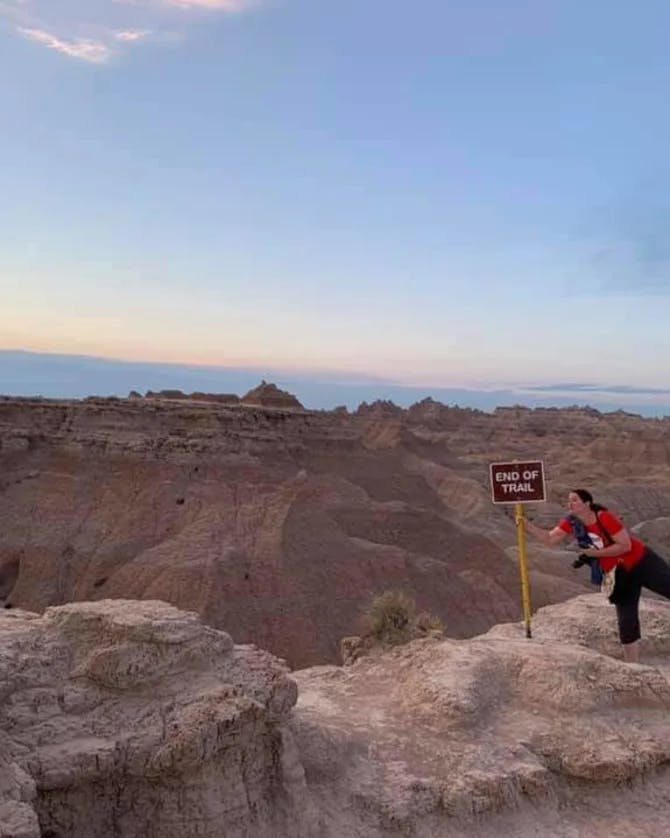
[[3, 349, 670, 416], [1, 1, 669, 411]]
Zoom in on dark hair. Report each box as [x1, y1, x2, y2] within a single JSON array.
[[572, 488, 607, 513]]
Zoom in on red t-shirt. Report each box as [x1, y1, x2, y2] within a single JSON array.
[[558, 510, 646, 572]]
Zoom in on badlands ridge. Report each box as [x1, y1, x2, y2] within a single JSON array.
[[2, 388, 670, 836]]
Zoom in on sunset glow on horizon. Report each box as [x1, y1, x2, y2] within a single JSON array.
[[2, 1, 669, 405]]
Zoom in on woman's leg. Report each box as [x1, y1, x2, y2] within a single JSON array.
[[639, 548, 670, 599], [615, 550, 670, 662], [615, 578, 642, 661], [616, 586, 641, 648]]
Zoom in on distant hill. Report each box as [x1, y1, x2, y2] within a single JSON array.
[[2, 349, 670, 416]]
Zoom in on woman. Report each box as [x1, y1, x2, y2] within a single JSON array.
[[523, 489, 670, 663]]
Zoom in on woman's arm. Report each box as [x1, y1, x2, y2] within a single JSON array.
[[581, 527, 631, 558], [521, 518, 569, 546]]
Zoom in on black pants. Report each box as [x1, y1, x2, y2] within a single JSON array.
[[615, 548, 670, 644]]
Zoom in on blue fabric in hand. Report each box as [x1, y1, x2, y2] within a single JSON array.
[[568, 515, 603, 585]]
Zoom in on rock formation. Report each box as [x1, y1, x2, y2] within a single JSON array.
[[145, 389, 188, 400], [0, 599, 314, 838], [142, 390, 240, 405], [241, 381, 304, 410], [190, 392, 240, 405], [291, 593, 670, 836], [2, 595, 670, 837], [1, 395, 670, 667]]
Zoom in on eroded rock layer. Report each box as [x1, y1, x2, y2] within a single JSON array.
[[292, 594, 670, 837], [2, 396, 670, 666], [2, 596, 670, 838], [0, 599, 313, 838]]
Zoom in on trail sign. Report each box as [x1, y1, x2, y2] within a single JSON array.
[[489, 460, 546, 504], [489, 458, 546, 639]]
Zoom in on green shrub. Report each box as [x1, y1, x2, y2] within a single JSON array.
[[362, 589, 416, 645], [415, 610, 445, 634], [359, 590, 445, 652]]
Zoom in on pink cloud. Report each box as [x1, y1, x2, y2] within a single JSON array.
[[115, 29, 151, 41], [163, 0, 254, 9], [18, 27, 112, 63], [116, 0, 254, 9], [7, 0, 260, 64]]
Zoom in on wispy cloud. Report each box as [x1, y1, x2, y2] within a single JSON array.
[[579, 178, 670, 297], [18, 26, 112, 63], [592, 240, 670, 295], [112, 0, 254, 8], [162, 0, 253, 8], [525, 383, 670, 396], [3, 0, 259, 63], [114, 29, 150, 42]]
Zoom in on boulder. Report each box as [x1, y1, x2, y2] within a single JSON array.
[[291, 594, 670, 836], [0, 600, 315, 838]]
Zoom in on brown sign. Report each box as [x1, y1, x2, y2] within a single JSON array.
[[490, 460, 546, 504]]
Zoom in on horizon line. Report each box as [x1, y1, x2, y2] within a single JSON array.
[[1, 345, 664, 398]]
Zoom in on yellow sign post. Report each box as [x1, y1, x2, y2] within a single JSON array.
[[514, 503, 533, 638], [489, 460, 546, 640]]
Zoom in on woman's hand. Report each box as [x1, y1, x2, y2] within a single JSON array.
[[523, 519, 569, 547]]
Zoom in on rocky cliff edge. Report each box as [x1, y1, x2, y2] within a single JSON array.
[[2, 596, 670, 837], [0, 600, 312, 838]]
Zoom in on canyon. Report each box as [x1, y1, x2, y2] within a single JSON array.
[[1, 391, 670, 667], [2, 389, 670, 836]]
